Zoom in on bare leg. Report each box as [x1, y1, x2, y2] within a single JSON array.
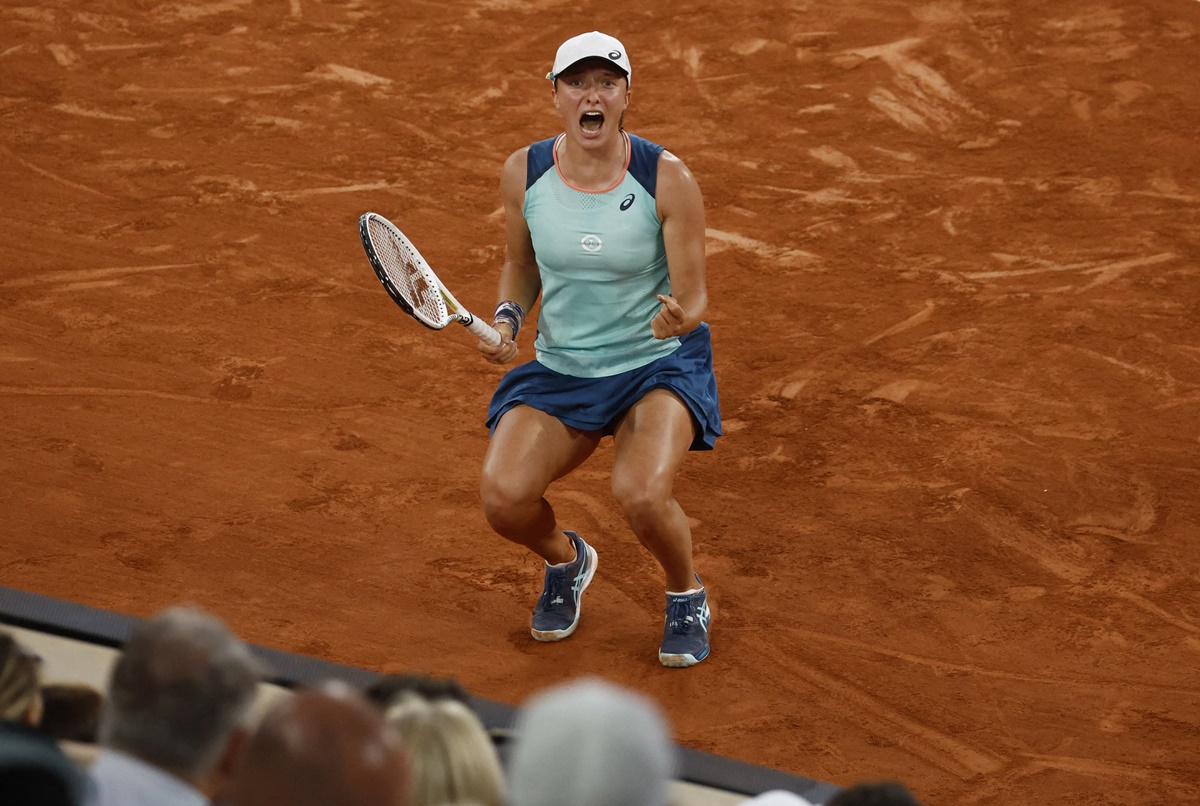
[[480, 405, 601, 564], [611, 389, 698, 592]]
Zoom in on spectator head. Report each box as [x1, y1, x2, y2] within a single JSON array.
[[98, 606, 264, 784], [0, 634, 85, 806], [827, 782, 922, 806], [38, 683, 104, 743], [229, 679, 410, 806], [364, 673, 471, 710], [385, 695, 505, 806], [507, 677, 676, 806], [0, 632, 43, 727]]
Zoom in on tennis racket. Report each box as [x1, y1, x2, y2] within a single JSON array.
[[358, 211, 501, 347]]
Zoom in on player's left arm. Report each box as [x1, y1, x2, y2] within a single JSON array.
[[652, 150, 708, 340]]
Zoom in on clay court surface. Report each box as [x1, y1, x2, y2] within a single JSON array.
[[3, 0, 1200, 803]]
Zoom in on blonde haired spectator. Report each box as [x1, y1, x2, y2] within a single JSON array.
[[0, 631, 43, 726], [385, 695, 505, 806], [1, 631, 86, 805]]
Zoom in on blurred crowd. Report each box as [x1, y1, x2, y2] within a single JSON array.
[[0, 606, 921, 806]]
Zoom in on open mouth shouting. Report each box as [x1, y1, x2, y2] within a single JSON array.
[[580, 111, 605, 135]]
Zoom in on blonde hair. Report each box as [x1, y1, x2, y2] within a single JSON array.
[[385, 695, 506, 806], [0, 632, 42, 723]]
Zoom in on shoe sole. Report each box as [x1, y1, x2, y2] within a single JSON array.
[[530, 543, 598, 642], [658, 644, 710, 668]]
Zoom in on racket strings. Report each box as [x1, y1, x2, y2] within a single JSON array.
[[368, 220, 446, 322]]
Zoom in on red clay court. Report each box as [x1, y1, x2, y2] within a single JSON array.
[[3, 1, 1199, 804]]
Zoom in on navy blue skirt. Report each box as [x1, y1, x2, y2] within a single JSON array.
[[486, 323, 722, 451]]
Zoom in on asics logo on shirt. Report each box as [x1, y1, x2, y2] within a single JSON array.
[[620, 193, 635, 211], [581, 234, 602, 252]]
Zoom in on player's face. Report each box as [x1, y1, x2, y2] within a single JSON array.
[[553, 59, 630, 146]]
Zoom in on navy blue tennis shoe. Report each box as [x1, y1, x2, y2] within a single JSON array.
[[530, 531, 597, 641], [658, 574, 711, 667]]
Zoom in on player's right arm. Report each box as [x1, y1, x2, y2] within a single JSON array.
[[479, 147, 541, 364]]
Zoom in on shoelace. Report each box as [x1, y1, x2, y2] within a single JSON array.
[[538, 567, 566, 611], [665, 597, 697, 635]]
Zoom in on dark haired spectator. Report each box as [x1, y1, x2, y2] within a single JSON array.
[[0, 631, 86, 805], [87, 606, 266, 806], [228, 679, 409, 806], [38, 683, 104, 744], [827, 781, 922, 806], [364, 673, 471, 710]]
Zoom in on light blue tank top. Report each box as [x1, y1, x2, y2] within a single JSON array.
[[524, 133, 681, 378]]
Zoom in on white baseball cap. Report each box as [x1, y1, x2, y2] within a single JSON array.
[[546, 31, 632, 84]]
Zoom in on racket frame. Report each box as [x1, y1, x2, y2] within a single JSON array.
[[359, 212, 500, 346]]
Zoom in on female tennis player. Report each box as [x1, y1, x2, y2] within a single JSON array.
[[477, 31, 721, 667]]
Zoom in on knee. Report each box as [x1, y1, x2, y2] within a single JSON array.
[[611, 472, 670, 523], [480, 469, 533, 525]]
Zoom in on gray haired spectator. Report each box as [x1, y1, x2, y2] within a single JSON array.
[[87, 605, 266, 806], [506, 677, 676, 806]]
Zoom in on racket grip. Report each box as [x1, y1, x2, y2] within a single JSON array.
[[465, 315, 502, 347]]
